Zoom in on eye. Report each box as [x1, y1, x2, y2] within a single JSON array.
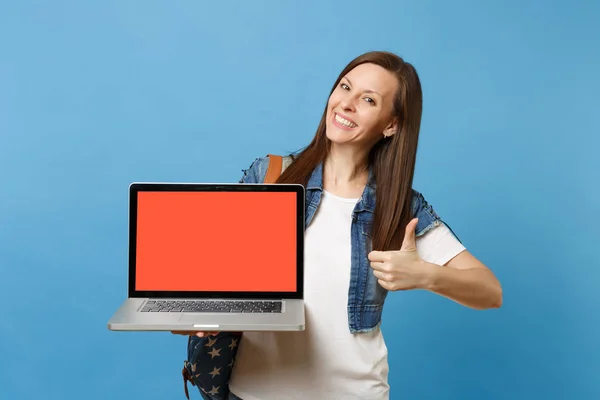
[[364, 97, 376, 106], [340, 83, 350, 90]]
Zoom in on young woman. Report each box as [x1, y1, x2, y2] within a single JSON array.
[[176, 51, 502, 400]]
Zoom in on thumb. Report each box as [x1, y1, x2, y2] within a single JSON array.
[[400, 218, 418, 251]]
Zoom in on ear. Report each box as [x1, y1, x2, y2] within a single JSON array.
[[383, 118, 399, 138]]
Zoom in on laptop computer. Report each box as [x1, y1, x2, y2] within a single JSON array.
[[107, 182, 305, 332]]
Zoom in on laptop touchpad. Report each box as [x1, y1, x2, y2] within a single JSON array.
[[179, 314, 221, 325]]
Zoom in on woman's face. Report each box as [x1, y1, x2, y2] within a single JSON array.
[[325, 63, 399, 149]]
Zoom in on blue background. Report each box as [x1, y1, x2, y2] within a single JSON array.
[[1, 0, 599, 399]]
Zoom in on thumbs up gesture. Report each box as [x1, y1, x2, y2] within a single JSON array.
[[368, 218, 435, 291]]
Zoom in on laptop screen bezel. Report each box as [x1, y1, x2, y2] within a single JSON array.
[[127, 182, 305, 300]]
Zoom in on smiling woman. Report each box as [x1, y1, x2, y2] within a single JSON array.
[[328, 65, 399, 142], [178, 51, 502, 400]]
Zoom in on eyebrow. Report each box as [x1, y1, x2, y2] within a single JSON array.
[[343, 76, 382, 97]]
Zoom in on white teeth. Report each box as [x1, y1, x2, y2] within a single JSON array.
[[335, 114, 357, 128]]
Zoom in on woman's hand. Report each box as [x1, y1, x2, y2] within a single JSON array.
[[171, 331, 220, 338], [368, 218, 436, 291]]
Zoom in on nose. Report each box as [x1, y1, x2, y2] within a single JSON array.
[[339, 96, 356, 113]]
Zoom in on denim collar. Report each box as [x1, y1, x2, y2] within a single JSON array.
[[306, 161, 376, 213]]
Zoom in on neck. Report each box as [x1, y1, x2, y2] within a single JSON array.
[[323, 143, 369, 197]]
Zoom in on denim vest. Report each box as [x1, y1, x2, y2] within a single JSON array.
[[183, 156, 452, 400], [239, 156, 446, 333]]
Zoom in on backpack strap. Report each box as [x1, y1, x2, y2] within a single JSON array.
[[264, 154, 283, 183]]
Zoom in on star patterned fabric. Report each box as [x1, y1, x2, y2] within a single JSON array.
[[183, 332, 243, 400]]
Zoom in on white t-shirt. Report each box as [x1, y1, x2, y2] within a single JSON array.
[[229, 190, 466, 400]]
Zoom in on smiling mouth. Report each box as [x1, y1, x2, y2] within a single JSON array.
[[333, 113, 358, 129]]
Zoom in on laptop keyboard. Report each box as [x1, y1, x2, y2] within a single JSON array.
[[140, 300, 282, 313]]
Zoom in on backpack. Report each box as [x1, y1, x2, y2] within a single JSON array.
[[181, 154, 288, 400]]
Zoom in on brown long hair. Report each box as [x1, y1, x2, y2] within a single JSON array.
[[277, 51, 423, 252]]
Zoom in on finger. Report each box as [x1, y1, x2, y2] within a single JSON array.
[[172, 331, 202, 337], [369, 261, 387, 272], [400, 218, 418, 251], [368, 251, 389, 262], [377, 279, 392, 290], [372, 269, 393, 282], [197, 331, 220, 337]]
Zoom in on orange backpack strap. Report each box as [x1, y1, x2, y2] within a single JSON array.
[[264, 154, 283, 183]]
